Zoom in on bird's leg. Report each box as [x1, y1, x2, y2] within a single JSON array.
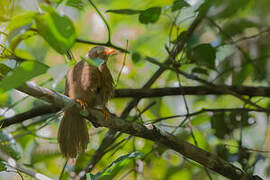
[[76, 99, 87, 109]]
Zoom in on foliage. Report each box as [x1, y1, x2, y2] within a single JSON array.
[[0, 0, 270, 179], [87, 152, 143, 180]]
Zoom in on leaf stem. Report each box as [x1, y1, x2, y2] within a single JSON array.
[[87, 0, 112, 43]]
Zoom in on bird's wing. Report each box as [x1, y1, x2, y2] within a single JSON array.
[[78, 61, 101, 93]]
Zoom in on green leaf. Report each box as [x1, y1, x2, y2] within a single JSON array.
[[0, 161, 7, 172], [31, 151, 61, 164], [229, 111, 251, 128], [90, 152, 143, 180], [196, 0, 215, 14], [7, 11, 37, 31], [191, 67, 209, 75], [66, 0, 85, 10], [86, 173, 95, 180], [216, 45, 234, 62], [232, 64, 252, 85], [0, 61, 49, 93], [106, 9, 142, 15], [13, 49, 35, 60], [74, 153, 91, 173], [222, 19, 258, 38], [68, 59, 77, 67], [106, 7, 161, 24], [10, 30, 37, 51], [131, 52, 142, 64], [81, 57, 104, 67], [171, 0, 190, 12], [211, 112, 230, 139], [139, 7, 161, 24], [35, 6, 76, 54], [187, 43, 216, 69], [52, 0, 63, 3]]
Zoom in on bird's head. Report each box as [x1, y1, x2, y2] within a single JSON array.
[[87, 46, 116, 62]]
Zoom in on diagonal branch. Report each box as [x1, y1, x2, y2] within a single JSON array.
[[0, 150, 52, 180], [82, 4, 211, 173], [15, 81, 249, 179]]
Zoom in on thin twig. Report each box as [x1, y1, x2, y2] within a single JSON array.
[[103, 136, 132, 154], [223, 144, 270, 153], [233, 28, 270, 43], [145, 56, 268, 112], [207, 17, 262, 78], [115, 40, 128, 87], [1, 78, 53, 116], [87, 0, 111, 43], [59, 159, 68, 180], [76, 39, 129, 53]]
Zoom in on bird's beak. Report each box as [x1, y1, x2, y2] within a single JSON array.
[[104, 48, 117, 56]]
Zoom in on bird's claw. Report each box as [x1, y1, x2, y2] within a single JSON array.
[[102, 109, 110, 121], [76, 99, 87, 109], [96, 109, 110, 120]]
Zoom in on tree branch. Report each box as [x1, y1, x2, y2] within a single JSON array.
[[151, 108, 268, 124], [11, 79, 250, 179], [115, 86, 270, 98], [2, 85, 270, 129], [76, 39, 129, 53], [82, 3, 211, 174], [145, 56, 268, 112], [1, 104, 59, 128], [0, 150, 52, 180]]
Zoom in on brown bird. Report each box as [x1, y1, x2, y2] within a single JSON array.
[[58, 46, 115, 158]]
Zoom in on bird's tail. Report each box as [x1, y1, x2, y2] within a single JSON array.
[[58, 107, 89, 158]]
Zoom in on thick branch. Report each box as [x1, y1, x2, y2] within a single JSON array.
[[83, 4, 212, 174], [2, 85, 270, 129], [13, 82, 249, 179]]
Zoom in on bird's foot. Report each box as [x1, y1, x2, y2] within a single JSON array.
[[95, 108, 110, 120], [76, 99, 87, 109]]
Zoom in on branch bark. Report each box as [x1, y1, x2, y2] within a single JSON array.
[[1, 104, 59, 128], [12, 81, 250, 179], [2, 85, 270, 129], [82, 4, 211, 173], [0, 150, 52, 180], [115, 86, 270, 98]]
